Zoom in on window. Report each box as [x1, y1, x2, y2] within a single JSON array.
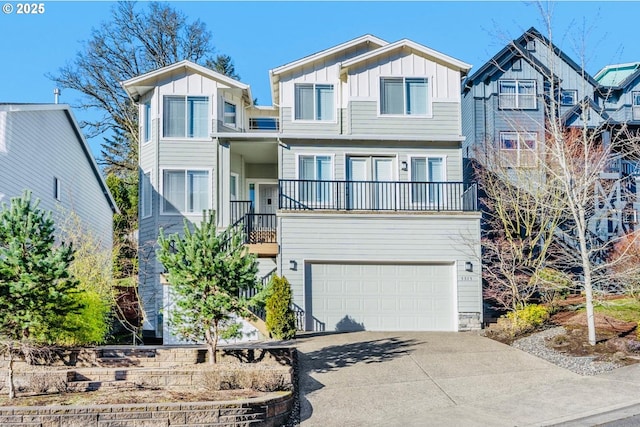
[[294, 84, 334, 121], [500, 132, 537, 168], [162, 169, 209, 214], [298, 155, 332, 203], [141, 171, 152, 218], [410, 157, 445, 204], [53, 177, 61, 201], [143, 101, 151, 142], [633, 91, 640, 120], [561, 90, 577, 106], [526, 40, 536, 51], [230, 173, 238, 201], [512, 58, 522, 72], [499, 80, 537, 109], [163, 96, 208, 138], [223, 101, 236, 127], [380, 77, 428, 115]]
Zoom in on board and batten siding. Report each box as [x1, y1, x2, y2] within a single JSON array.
[[278, 213, 482, 316], [280, 142, 463, 182], [349, 101, 461, 136], [0, 109, 113, 250]]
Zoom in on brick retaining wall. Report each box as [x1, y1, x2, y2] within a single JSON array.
[[0, 391, 293, 426]]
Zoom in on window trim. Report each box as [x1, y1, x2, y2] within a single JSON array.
[[560, 89, 577, 106], [379, 76, 432, 117], [160, 167, 212, 216], [222, 99, 237, 129], [294, 153, 335, 206], [141, 170, 153, 219], [293, 83, 336, 122], [161, 95, 210, 140], [498, 79, 537, 110], [407, 155, 448, 205], [143, 101, 151, 143], [499, 131, 538, 168]]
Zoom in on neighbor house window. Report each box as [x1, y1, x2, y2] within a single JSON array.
[[53, 177, 61, 201], [294, 84, 334, 121], [298, 155, 332, 203], [633, 91, 640, 120], [162, 169, 209, 214], [500, 132, 537, 167], [561, 90, 577, 106], [380, 77, 428, 115], [223, 101, 237, 127], [163, 96, 208, 138], [230, 173, 238, 201], [141, 171, 152, 218], [410, 157, 445, 204], [143, 101, 151, 142], [499, 80, 537, 109]]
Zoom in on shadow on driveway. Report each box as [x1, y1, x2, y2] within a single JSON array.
[[296, 333, 422, 423]]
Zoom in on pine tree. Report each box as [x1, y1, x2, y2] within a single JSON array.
[[157, 213, 258, 363]]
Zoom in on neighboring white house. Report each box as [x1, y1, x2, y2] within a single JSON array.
[[123, 34, 483, 343], [0, 103, 117, 250]]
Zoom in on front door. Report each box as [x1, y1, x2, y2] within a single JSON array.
[[258, 183, 278, 214], [347, 157, 394, 209]]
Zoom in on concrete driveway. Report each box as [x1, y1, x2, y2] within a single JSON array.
[[294, 331, 640, 426]]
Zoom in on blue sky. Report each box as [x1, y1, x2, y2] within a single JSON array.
[[2, 1, 640, 160]]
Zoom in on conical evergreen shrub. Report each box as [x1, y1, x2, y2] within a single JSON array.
[[265, 275, 296, 340]]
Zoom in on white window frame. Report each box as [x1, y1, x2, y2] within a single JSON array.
[[141, 170, 152, 218], [498, 80, 537, 110], [143, 101, 151, 143], [379, 76, 431, 117], [162, 95, 210, 139], [633, 91, 640, 121], [560, 90, 577, 106], [293, 83, 336, 122], [223, 100, 237, 128], [294, 153, 335, 206], [160, 168, 212, 215], [407, 155, 448, 206], [230, 172, 239, 201], [499, 131, 538, 168]]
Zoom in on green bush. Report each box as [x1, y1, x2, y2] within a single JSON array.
[[265, 276, 297, 340], [506, 304, 550, 333]]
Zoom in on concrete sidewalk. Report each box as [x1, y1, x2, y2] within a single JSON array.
[[294, 331, 640, 426]]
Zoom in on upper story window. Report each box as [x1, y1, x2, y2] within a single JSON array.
[[223, 101, 237, 128], [561, 90, 577, 106], [380, 77, 429, 115], [500, 131, 537, 168], [498, 80, 537, 109], [141, 171, 152, 218], [294, 84, 334, 121], [633, 91, 640, 121], [143, 101, 151, 142], [163, 96, 209, 139], [298, 155, 332, 203], [162, 169, 209, 214]]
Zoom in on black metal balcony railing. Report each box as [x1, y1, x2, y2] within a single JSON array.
[[230, 200, 253, 224], [243, 213, 277, 244], [279, 180, 478, 212], [248, 117, 279, 131]]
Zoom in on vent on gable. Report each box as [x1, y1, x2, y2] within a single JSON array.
[[526, 40, 536, 51], [512, 58, 522, 71]]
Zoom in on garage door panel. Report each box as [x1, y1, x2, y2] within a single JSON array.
[[308, 263, 455, 332]]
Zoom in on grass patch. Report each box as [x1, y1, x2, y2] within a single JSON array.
[[593, 298, 640, 323]]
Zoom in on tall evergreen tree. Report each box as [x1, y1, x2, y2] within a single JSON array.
[[157, 213, 258, 363]]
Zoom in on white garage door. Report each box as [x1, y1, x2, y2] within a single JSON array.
[[307, 263, 455, 332]]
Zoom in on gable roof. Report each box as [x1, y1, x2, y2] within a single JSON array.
[[340, 39, 471, 75], [561, 96, 610, 127], [594, 62, 640, 89], [0, 103, 118, 214], [269, 34, 388, 103], [121, 60, 252, 103], [464, 27, 598, 91]]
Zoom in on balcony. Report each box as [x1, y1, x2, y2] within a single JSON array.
[[248, 117, 279, 132], [230, 201, 278, 257], [279, 180, 478, 212]]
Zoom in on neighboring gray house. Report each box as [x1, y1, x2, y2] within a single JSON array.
[[123, 35, 482, 342], [0, 103, 117, 249]]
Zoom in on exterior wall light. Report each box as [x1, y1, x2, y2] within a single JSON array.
[[289, 260, 297, 270], [401, 161, 408, 171], [465, 261, 473, 272]]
